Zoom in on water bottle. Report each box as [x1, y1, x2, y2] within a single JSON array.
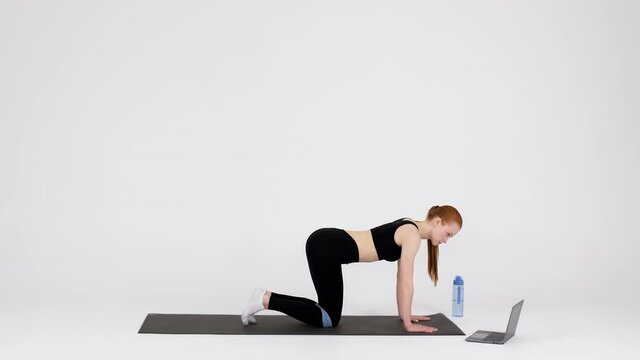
[[452, 275, 464, 317]]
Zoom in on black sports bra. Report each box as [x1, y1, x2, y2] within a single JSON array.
[[370, 218, 420, 262]]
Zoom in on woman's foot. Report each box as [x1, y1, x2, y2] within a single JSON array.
[[241, 288, 266, 326]]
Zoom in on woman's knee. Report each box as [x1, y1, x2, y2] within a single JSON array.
[[316, 304, 341, 328], [328, 312, 341, 327]]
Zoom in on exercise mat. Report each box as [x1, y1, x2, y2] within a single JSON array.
[[138, 313, 465, 335]]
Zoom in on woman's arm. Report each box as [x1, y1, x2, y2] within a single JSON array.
[[396, 234, 439, 333], [396, 235, 420, 327], [396, 266, 409, 320]]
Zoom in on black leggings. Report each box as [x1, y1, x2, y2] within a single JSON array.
[[267, 227, 359, 328]]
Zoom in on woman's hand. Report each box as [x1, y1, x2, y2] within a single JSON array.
[[409, 315, 431, 322], [404, 323, 438, 333], [401, 315, 437, 333]]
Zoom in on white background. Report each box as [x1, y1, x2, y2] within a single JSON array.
[[1, 0, 639, 359]]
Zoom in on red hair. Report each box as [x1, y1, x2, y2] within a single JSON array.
[[426, 205, 463, 286]]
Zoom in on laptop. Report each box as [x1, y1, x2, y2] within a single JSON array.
[[465, 299, 524, 345]]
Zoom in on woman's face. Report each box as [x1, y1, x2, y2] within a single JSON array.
[[429, 218, 460, 246]]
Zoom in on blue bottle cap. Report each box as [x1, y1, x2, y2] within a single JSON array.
[[453, 275, 464, 285]]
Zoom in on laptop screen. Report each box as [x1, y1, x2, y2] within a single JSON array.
[[504, 300, 524, 340]]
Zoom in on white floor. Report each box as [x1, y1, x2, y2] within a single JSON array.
[[2, 300, 639, 360]]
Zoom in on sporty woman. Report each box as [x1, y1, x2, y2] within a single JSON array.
[[241, 205, 462, 333]]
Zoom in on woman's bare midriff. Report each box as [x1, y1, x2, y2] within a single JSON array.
[[344, 218, 418, 263], [343, 229, 379, 262]]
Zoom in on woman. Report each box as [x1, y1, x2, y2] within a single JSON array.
[[241, 205, 463, 333]]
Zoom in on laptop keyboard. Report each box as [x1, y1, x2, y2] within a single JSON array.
[[484, 333, 505, 342]]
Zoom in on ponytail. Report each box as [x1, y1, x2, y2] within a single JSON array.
[[425, 205, 462, 287]]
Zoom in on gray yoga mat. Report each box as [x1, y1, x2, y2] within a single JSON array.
[[138, 313, 465, 335]]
